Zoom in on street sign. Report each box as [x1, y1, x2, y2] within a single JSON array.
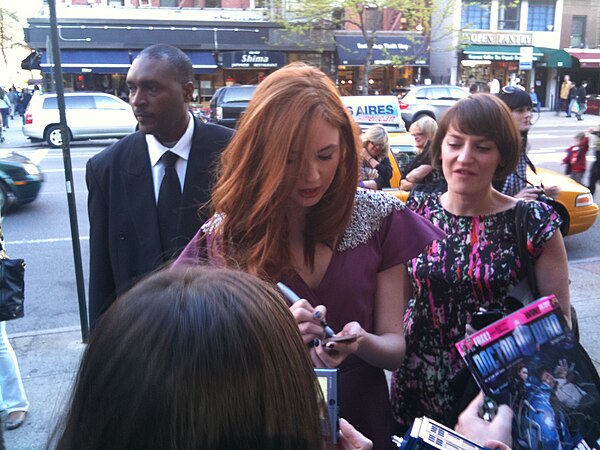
[[519, 46, 533, 70]]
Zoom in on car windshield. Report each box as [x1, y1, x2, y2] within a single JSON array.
[[221, 87, 256, 103], [390, 144, 416, 174]]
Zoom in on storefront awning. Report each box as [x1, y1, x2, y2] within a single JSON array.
[[335, 34, 428, 67], [537, 47, 572, 68], [41, 49, 217, 74], [41, 50, 132, 74], [564, 49, 600, 69], [462, 45, 543, 62]]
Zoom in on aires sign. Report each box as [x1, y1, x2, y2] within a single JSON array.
[[221, 51, 285, 69], [461, 31, 533, 46]]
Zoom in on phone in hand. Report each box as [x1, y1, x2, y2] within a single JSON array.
[[323, 334, 358, 344]]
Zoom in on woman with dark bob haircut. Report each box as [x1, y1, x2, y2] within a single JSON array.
[[176, 62, 444, 448], [391, 93, 571, 429], [49, 266, 373, 450]]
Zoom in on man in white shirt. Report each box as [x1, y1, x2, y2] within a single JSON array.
[[86, 44, 233, 329]]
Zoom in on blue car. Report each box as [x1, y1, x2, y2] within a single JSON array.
[[0, 150, 43, 213]]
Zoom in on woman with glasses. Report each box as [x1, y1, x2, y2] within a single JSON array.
[[358, 125, 393, 190], [400, 116, 445, 194], [390, 93, 571, 430]]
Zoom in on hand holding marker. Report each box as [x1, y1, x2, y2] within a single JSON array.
[[277, 282, 336, 338]]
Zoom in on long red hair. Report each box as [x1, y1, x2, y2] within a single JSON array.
[[210, 62, 360, 279]]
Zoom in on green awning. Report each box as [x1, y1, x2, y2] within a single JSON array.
[[537, 47, 572, 68], [462, 44, 543, 62]]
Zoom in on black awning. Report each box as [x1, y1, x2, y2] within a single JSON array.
[[21, 51, 41, 70], [40, 49, 132, 74], [335, 34, 428, 67], [40, 49, 217, 74]]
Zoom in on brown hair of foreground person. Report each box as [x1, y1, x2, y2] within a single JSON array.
[[49, 266, 325, 450]]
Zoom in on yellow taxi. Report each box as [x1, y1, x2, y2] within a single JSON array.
[[383, 133, 599, 236]]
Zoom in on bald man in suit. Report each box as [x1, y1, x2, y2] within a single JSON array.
[[86, 44, 232, 329]]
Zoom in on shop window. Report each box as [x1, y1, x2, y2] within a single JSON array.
[[159, 0, 178, 5], [527, 0, 555, 31], [570, 16, 586, 48], [205, 0, 221, 6], [461, 0, 491, 30], [498, 0, 520, 30]]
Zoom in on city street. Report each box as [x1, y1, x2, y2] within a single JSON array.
[[1, 110, 599, 448]]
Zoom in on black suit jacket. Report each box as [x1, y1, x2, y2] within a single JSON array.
[[86, 117, 232, 328]]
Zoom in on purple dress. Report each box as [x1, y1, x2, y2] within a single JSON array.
[[175, 190, 444, 449]]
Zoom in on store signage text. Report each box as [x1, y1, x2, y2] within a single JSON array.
[[356, 42, 410, 51], [221, 51, 285, 69], [461, 32, 532, 46]]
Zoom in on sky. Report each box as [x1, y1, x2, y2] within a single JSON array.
[[0, 0, 44, 88]]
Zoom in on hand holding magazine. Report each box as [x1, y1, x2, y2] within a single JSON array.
[[456, 296, 600, 450]]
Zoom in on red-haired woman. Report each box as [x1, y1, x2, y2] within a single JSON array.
[[175, 62, 443, 449]]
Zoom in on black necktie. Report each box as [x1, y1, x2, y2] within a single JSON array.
[[157, 151, 182, 256]]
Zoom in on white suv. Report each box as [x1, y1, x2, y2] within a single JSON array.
[[23, 92, 137, 147]]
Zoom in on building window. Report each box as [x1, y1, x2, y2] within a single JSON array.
[[570, 16, 586, 48], [498, 0, 520, 30], [527, 0, 555, 31], [461, 0, 491, 30], [160, 0, 178, 5]]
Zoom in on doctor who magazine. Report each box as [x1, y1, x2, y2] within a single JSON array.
[[456, 296, 600, 450]]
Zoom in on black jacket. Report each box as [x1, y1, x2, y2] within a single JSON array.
[[86, 118, 233, 329]]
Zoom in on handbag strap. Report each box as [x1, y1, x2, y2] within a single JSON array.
[[0, 223, 6, 259], [514, 200, 540, 301]]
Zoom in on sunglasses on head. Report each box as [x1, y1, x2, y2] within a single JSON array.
[[501, 85, 525, 94]]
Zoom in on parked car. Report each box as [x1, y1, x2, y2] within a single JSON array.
[[383, 133, 599, 236], [208, 85, 257, 128], [0, 150, 43, 213], [398, 85, 470, 128], [22, 92, 137, 148]]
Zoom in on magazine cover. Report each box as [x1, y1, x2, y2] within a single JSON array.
[[456, 295, 600, 450]]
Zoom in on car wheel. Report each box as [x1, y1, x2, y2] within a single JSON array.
[[45, 125, 68, 148], [0, 182, 14, 215]]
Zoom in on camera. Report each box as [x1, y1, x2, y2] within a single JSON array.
[[315, 368, 339, 444]]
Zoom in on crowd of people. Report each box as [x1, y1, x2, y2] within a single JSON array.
[[3, 43, 597, 449]]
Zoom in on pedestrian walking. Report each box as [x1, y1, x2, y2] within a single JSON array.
[[6, 89, 18, 120], [575, 80, 588, 121], [559, 75, 571, 113], [562, 131, 589, 184], [588, 124, 600, 195], [567, 82, 578, 118], [0, 92, 9, 131]]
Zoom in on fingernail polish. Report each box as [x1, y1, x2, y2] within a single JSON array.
[[313, 310, 322, 319]]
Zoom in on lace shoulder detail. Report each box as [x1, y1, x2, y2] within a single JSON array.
[[337, 190, 405, 252]]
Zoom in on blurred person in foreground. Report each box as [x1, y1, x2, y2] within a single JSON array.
[[49, 266, 373, 450], [391, 93, 570, 429], [86, 44, 232, 330], [175, 62, 444, 449], [496, 86, 559, 200]]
